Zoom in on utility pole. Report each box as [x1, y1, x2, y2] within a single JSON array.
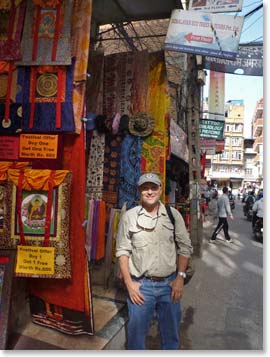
[[187, 55, 204, 257]]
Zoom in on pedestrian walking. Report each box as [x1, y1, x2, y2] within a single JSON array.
[[209, 186, 234, 243], [115, 173, 193, 350]]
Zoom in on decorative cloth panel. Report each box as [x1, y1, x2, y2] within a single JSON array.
[[16, 0, 72, 66], [103, 51, 149, 117], [29, 257, 94, 335], [73, 81, 86, 134], [0, 62, 22, 133], [102, 134, 122, 222], [86, 130, 105, 200], [17, 63, 75, 133], [29, 131, 86, 312], [0, 0, 26, 61], [86, 50, 104, 114], [118, 134, 142, 210], [71, 0, 92, 82], [1, 169, 72, 279], [140, 51, 171, 200]]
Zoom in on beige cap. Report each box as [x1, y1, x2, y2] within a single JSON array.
[[138, 173, 161, 187]]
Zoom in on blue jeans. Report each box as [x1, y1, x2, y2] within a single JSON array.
[[127, 273, 181, 350]]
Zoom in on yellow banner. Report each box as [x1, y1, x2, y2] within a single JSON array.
[[15, 245, 55, 276], [19, 134, 58, 159]]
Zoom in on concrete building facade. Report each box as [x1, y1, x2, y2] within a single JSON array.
[[251, 98, 263, 188]]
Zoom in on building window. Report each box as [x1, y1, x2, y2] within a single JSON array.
[[226, 125, 230, 132], [231, 151, 242, 160], [245, 168, 252, 175], [232, 137, 242, 146]]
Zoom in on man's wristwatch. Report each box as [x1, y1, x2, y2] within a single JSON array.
[[178, 271, 186, 279]]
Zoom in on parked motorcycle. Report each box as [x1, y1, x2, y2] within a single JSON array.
[[253, 217, 263, 243], [247, 205, 253, 221]]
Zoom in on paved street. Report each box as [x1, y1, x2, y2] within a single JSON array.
[[145, 198, 263, 350]]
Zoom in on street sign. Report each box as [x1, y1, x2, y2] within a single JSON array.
[[165, 10, 244, 60], [200, 119, 225, 139], [189, 0, 243, 13]]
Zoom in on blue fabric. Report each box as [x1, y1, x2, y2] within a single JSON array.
[[0, 103, 23, 134], [118, 135, 142, 210], [16, 60, 75, 133], [127, 273, 181, 350]]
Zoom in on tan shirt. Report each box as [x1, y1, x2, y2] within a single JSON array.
[[116, 202, 193, 277]]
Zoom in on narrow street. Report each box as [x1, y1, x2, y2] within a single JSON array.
[[179, 197, 263, 350], [144, 198, 263, 350]]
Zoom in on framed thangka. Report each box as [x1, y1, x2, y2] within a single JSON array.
[[0, 250, 16, 350], [1, 169, 72, 279]]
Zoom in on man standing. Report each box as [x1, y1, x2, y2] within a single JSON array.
[[252, 194, 263, 231], [116, 173, 193, 350], [210, 186, 234, 243]]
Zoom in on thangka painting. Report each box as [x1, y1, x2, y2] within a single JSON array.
[[29, 258, 94, 335], [1, 169, 72, 279]]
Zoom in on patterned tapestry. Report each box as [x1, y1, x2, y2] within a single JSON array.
[[16, 63, 75, 133], [16, 0, 72, 65], [141, 52, 171, 200], [118, 134, 142, 209], [0, 0, 26, 61]]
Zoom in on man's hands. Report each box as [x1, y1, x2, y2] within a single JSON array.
[[170, 276, 184, 303], [126, 280, 145, 305]]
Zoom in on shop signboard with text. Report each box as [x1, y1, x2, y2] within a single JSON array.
[[200, 119, 225, 139], [165, 10, 244, 60], [189, 0, 243, 13]]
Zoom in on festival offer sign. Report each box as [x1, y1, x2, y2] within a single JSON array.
[[19, 134, 58, 159], [189, 0, 243, 13], [0, 136, 19, 160], [208, 70, 225, 121], [165, 10, 244, 60]]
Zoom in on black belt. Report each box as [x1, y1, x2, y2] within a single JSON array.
[[143, 273, 174, 282]]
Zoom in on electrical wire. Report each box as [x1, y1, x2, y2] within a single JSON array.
[[241, 13, 263, 34]]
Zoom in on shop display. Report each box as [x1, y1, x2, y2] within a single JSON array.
[[1, 169, 72, 279]]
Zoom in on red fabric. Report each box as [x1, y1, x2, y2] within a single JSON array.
[[32, 6, 41, 61], [52, 3, 61, 61], [17, 170, 27, 246], [44, 170, 56, 247], [200, 152, 206, 178], [29, 67, 38, 129], [28, 131, 86, 312]]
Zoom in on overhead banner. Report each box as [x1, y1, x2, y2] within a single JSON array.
[[204, 43, 263, 76], [165, 10, 244, 60], [200, 119, 225, 139], [170, 120, 189, 163], [208, 71, 225, 121], [189, 0, 243, 13]]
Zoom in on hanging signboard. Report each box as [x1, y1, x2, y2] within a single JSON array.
[[189, 0, 243, 13], [200, 119, 225, 139], [208, 70, 225, 121], [19, 134, 58, 160], [170, 120, 189, 163], [204, 43, 263, 76], [165, 10, 244, 60], [0, 136, 19, 160], [200, 138, 216, 154]]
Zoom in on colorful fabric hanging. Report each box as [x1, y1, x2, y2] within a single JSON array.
[[16, 62, 75, 133], [90, 200, 99, 260], [1, 169, 72, 278], [118, 134, 142, 210], [141, 52, 171, 200], [86, 130, 105, 200], [71, 0, 92, 82], [29, 131, 87, 312], [95, 199, 106, 261], [102, 134, 122, 220], [85, 199, 94, 261], [16, 0, 72, 65], [0, 61, 22, 133], [86, 50, 104, 115], [71, 0, 92, 133], [0, 0, 26, 61]]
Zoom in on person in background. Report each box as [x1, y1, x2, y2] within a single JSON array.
[[252, 193, 263, 231], [115, 173, 193, 350], [210, 186, 234, 243]]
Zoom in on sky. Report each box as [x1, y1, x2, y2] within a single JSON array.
[[203, 0, 264, 137]]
